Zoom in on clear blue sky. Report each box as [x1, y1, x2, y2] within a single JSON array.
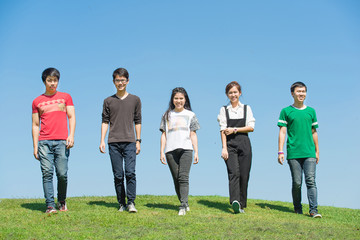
[[0, 0, 359, 209]]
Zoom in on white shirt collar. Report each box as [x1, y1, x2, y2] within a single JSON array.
[[291, 104, 307, 110], [228, 101, 243, 111]]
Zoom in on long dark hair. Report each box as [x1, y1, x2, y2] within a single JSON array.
[[164, 87, 192, 121]]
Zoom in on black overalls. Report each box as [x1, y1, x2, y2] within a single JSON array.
[[224, 105, 252, 208]]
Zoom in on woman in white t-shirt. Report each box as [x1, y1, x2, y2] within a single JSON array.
[[217, 81, 255, 214], [160, 87, 200, 216]]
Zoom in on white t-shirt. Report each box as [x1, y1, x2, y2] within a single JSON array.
[[160, 109, 200, 153]]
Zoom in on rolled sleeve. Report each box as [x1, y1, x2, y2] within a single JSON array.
[[217, 107, 227, 131], [246, 105, 255, 129]]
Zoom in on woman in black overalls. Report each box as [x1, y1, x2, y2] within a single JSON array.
[[218, 81, 255, 214]]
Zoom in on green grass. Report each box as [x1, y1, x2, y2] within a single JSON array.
[[0, 195, 359, 239]]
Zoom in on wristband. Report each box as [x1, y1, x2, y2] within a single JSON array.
[[278, 151, 284, 155]]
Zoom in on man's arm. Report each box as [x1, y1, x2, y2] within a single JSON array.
[[312, 128, 319, 164], [135, 124, 141, 155], [278, 126, 287, 165], [66, 106, 76, 149], [99, 122, 109, 153], [32, 113, 40, 160]]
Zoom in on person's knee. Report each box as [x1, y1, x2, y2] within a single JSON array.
[[292, 181, 302, 189], [178, 173, 189, 183], [232, 170, 241, 179], [228, 171, 240, 182], [114, 175, 124, 184], [42, 171, 53, 181], [57, 173, 67, 182], [305, 176, 316, 188], [125, 171, 136, 180]]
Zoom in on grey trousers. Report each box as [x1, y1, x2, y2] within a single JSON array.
[[166, 149, 193, 208]]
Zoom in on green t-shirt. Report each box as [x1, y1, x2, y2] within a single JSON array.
[[277, 105, 318, 159]]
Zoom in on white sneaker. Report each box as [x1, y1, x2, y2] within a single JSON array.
[[127, 203, 137, 213], [118, 205, 126, 212], [310, 212, 322, 218], [178, 208, 186, 216], [186, 206, 190, 212]]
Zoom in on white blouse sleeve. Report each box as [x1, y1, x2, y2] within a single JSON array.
[[246, 105, 255, 129], [217, 106, 227, 131]]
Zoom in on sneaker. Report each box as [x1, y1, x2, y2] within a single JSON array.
[[178, 208, 186, 216], [45, 206, 57, 214], [186, 206, 190, 212], [127, 203, 137, 213], [310, 212, 322, 218], [58, 201, 68, 212], [118, 204, 126, 212], [239, 208, 245, 213], [232, 200, 240, 214]]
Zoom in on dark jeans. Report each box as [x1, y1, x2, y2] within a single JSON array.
[[166, 149, 193, 208], [288, 158, 318, 213], [225, 135, 252, 208], [109, 142, 136, 206], [38, 140, 69, 208]]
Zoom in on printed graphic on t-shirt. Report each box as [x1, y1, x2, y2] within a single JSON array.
[[167, 115, 190, 132], [36, 99, 67, 116]]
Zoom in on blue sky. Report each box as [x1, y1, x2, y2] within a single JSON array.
[[0, 0, 359, 209]]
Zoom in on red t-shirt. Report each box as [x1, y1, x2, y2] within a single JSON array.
[[32, 91, 74, 141]]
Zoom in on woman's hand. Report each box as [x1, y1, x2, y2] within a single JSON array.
[[160, 152, 167, 165], [193, 152, 199, 164], [221, 148, 229, 160], [224, 128, 234, 136]]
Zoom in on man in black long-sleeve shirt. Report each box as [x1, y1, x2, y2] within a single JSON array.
[[99, 68, 142, 213]]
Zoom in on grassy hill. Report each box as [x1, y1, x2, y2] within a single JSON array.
[[0, 195, 359, 239]]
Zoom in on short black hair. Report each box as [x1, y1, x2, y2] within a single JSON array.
[[42, 68, 60, 82], [290, 81, 307, 92], [113, 68, 129, 80]]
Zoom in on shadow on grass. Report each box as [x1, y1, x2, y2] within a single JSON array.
[[197, 200, 231, 213], [255, 203, 293, 213], [144, 203, 178, 211], [88, 201, 118, 209], [21, 203, 44, 212]]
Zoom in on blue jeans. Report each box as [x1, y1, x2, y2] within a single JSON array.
[[38, 140, 69, 208], [109, 142, 136, 206], [288, 158, 318, 213]]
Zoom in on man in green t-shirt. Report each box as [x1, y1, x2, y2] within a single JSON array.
[[277, 82, 321, 218]]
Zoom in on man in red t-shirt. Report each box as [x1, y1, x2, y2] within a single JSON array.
[[32, 68, 76, 214]]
